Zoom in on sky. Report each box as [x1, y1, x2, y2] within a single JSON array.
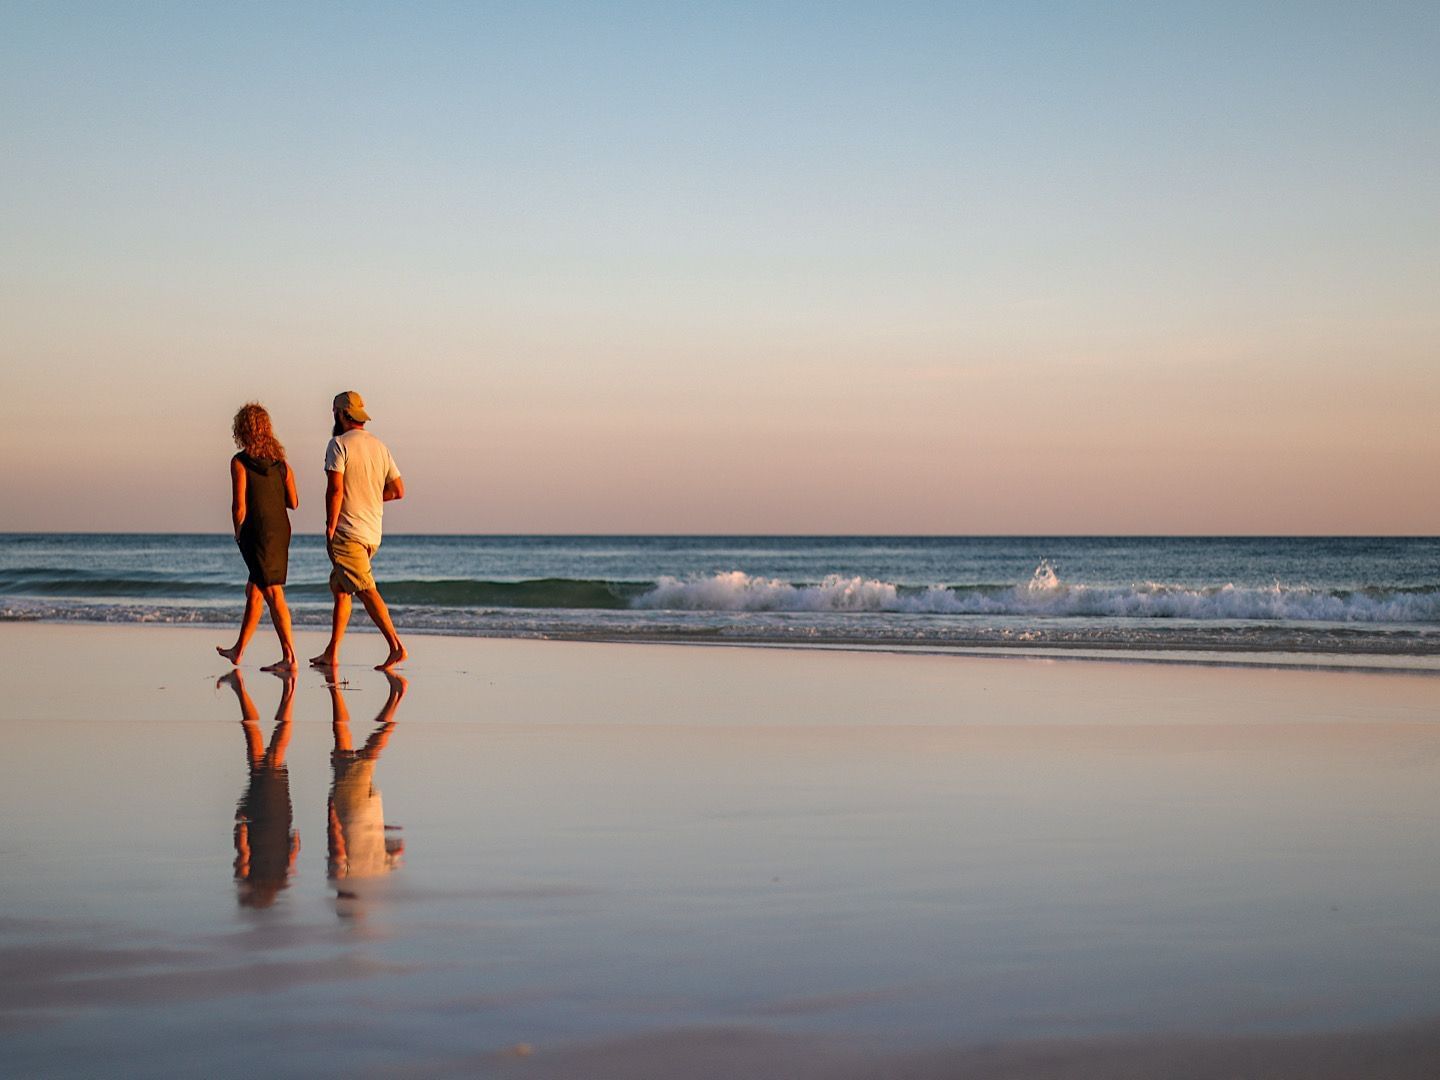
[[1, 1, 1436, 534]]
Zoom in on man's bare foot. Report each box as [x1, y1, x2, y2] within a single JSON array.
[[376, 643, 407, 671], [262, 657, 296, 673], [310, 652, 338, 668], [217, 644, 242, 665]]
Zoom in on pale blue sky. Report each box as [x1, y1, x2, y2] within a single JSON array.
[[2, 2, 1436, 532]]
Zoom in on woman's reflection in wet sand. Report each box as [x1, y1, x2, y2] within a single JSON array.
[[327, 672, 407, 916], [220, 669, 298, 909]]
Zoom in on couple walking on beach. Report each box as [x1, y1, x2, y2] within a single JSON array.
[[218, 391, 407, 671]]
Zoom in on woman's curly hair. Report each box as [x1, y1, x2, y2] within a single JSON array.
[[231, 402, 286, 461]]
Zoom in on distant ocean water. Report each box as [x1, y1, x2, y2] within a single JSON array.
[[2, 534, 1438, 663]]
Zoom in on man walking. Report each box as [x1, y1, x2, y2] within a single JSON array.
[[310, 391, 408, 671]]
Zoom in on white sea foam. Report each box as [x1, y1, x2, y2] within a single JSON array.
[[631, 563, 1440, 623], [635, 570, 906, 613]]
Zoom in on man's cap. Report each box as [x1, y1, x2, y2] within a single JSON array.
[[333, 391, 371, 422]]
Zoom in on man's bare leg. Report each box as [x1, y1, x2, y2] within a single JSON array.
[[359, 673, 405, 759], [218, 582, 263, 665], [310, 588, 352, 668], [379, 670, 408, 711], [356, 588, 407, 670], [327, 677, 352, 750]]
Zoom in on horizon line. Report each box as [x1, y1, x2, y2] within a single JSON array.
[[2, 531, 1436, 541]]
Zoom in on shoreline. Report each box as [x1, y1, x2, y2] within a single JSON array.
[[505, 630, 1440, 674], [5, 609, 1440, 675]]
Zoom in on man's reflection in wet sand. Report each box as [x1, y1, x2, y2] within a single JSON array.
[[327, 672, 406, 916], [220, 670, 298, 909]]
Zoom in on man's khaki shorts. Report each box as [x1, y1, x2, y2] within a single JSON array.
[[327, 535, 377, 594]]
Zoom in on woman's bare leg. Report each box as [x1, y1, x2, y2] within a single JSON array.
[[266, 671, 296, 764], [260, 585, 296, 671], [218, 582, 263, 665], [218, 668, 264, 764]]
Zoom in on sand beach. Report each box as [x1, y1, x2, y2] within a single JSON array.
[[2, 622, 1438, 1077]]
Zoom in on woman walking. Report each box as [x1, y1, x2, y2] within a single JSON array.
[[218, 403, 299, 670]]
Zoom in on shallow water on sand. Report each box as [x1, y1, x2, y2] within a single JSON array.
[[2, 625, 1439, 1078]]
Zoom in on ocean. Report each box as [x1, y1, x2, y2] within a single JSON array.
[[2, 534, 1437, 664]]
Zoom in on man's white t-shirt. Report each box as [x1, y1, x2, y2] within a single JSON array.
[[324, 428, 400, 548]]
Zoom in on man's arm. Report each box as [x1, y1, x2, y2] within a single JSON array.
[[324, 471, 343, 540], [383, 476, 405, 502]]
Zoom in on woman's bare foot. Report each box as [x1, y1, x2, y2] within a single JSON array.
[[262, 657, 296, 673], [310, 652, 338, 668], [217, 644, 242, 665], [375, 643, 408, 671]]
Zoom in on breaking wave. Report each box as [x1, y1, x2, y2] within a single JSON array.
[[2, 561, 1437, 624], [633, 562, 1440, 624]]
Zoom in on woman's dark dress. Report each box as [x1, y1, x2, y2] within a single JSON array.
[[235, 760, 295, 904], [234, 453, 290, 586]]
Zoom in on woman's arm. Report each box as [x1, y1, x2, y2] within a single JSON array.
[[230, 458, 246, 536], [283, 461, 299, 510]]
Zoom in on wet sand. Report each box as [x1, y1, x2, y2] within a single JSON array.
[[2, 622, 1438, 1078]]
